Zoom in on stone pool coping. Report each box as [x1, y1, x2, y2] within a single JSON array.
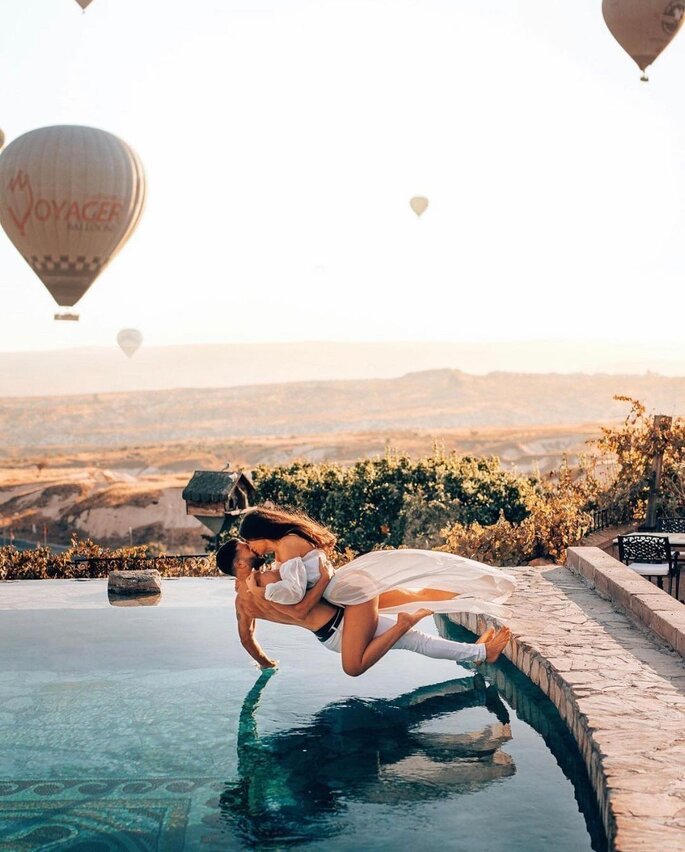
[[567, 547, 685, 660], [449, 563, 685, 852]]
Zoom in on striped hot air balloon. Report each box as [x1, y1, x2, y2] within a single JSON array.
[[0, 125, 145, 320]]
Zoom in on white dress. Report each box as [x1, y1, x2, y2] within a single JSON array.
[[326, 548, 515, 619], [263, 550, 326, 605], [264, 548, 515, 620]]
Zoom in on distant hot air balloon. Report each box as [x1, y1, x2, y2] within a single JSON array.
[[0, 125, 145, 320], [602, 0, 685, 80], [117, 328, 143, 358], [75, 0, 95, 9], [410, 196, 429, 217]]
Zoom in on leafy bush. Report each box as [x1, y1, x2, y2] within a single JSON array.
[[0, 536, 215, 581], [441, 464, 593, 565], [588, 396, 685, 523], [251, 452, 533, 554]]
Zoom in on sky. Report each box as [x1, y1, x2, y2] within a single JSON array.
[[2, 0, 685, 361]]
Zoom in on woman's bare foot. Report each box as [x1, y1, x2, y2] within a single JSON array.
[[397, 608, 434, 630], [480, 627, 511, 664], [476, 626, 495, 645]]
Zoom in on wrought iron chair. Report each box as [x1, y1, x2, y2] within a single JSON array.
[[656, 517, 685, 534], [617, 534, 680, 599]]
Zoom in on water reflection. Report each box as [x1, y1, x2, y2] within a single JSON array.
[[219, 671, 514, 846], [107, 592, 161, 607], [437, 617, 608, 852]]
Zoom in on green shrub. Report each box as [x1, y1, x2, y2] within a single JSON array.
[[251, 452, 533, 555], [0, 536, 215, 581]]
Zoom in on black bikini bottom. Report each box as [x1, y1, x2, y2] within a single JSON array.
[[313, 605, 344, 642]]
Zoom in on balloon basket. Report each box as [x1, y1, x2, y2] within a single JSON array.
[[54, 312, 80, 322]]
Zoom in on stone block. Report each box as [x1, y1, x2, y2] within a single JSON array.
[[676, 630, 685, 659], [108, 569, 162, 596], [649, 611, 680, 648], [538, 664, 549, 696], [530, 655, 541, 683], [629, 592, 669, 622]]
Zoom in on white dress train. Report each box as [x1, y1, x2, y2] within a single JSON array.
[[325, 548, 516, 619]]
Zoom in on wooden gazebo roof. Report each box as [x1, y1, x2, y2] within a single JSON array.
[[182, 470, 254, 505]]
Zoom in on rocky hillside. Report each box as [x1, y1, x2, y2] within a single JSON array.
[[0, 468, 204, 551], [0, 369, 679, 453]]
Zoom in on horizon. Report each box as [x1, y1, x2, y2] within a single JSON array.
[[2, 338, 685, 399]]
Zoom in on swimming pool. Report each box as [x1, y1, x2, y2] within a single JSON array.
[[0, 579, 606, 851]]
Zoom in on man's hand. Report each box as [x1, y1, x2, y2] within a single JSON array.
[[245, 571, 265, 597], [259, 658, 279, 669]]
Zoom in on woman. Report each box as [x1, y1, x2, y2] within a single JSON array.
[[235, 505, 515, 676]]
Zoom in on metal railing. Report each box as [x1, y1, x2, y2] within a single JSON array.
[[586, 506, 634, 535], [588, 509, 610, 534], [71, 553, 214, 576]]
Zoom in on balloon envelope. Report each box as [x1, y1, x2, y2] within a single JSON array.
[[117, 328, 143, 358], [0, 125, 145, 310], [410, 196, 429, 217], [75, 0, 94, 9], [602, 0, 685, 72]]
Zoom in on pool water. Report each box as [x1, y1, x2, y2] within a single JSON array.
[[0, 579, 606, 851]]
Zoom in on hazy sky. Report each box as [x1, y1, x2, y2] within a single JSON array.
[[1, 0, 684, 357]]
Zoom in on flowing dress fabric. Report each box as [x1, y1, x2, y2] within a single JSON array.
[[324, 549, 516, 619]]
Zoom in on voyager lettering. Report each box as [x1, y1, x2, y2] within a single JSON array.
[[4, 170, 123, 236]]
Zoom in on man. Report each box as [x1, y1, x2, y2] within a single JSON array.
[[216, 540, 511, 673], [218, 539, 337, 668]]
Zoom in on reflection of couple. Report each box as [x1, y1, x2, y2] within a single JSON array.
[[217, 506, 515, 676], [217, 669, 514, 847]]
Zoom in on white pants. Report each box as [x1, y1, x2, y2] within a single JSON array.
[[319, 613, 486, 663]]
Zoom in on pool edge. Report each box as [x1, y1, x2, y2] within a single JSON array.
[[448, 564, 685, 852]]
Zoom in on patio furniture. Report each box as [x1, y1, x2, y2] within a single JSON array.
[[656, 517, 685, 534], [617, 534, 680, 599]]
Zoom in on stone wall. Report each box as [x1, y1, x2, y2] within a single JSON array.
[[567, 546, 685, 659]]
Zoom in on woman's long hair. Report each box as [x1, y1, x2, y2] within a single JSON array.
[[239, 505, 337, 553]]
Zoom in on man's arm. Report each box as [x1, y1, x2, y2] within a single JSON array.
[[236, 602, 278, 669], [263, 558, 334, 620]]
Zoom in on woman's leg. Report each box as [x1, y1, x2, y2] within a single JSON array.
[[339, 600, 432, 677], [376, 615, 486, 663], [378, 588, 458, 609]]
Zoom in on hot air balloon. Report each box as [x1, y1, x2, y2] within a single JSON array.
[[602, 0, 685, 80], [75, 0, 95, 9], [0, 125, 145, 320], [410, 196, 429, 217], [117, 328, 143, 358]]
